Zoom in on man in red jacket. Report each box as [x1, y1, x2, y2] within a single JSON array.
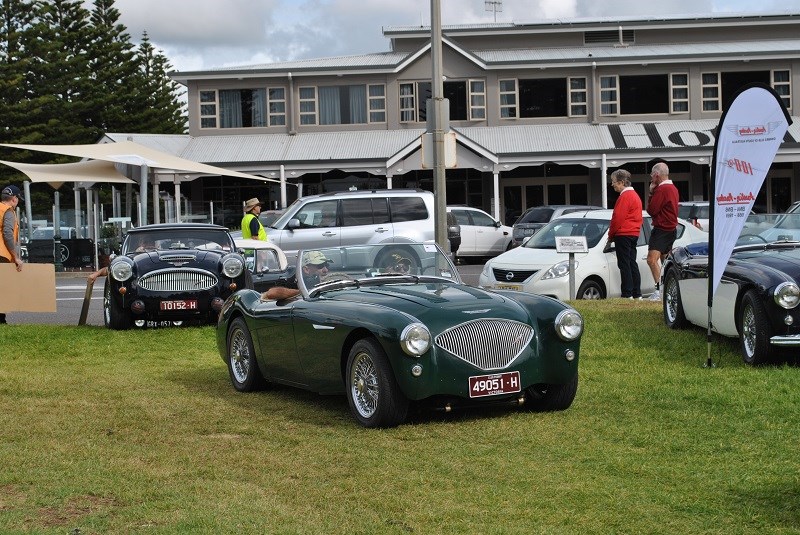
[[607, 169, 643, 299], [646, 162, 679, 301]]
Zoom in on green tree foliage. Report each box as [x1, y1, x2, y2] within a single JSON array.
[[0, 0, 187, 211]]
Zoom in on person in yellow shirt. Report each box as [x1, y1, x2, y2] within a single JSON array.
[[241, 198, 267, 240], [1, 185, 24, 324]]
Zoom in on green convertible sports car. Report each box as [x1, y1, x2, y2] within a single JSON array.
[[216, 243, 583, 428]]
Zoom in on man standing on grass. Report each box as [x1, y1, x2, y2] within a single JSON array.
[[1, 184, 25, 324], [646, 162, 679, 301], [607, 169, 643, 299]]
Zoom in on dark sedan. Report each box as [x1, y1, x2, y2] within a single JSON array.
[[663, 213, 800, 364], [104, 224, 250, 329]]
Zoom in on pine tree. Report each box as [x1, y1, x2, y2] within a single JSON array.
[[133, 31, 186, 134]]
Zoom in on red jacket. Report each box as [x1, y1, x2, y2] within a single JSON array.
[[647, 180, 679, 231], [608, 188, 643, 239]]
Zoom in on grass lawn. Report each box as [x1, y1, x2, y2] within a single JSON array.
[[1, 299, 799, 534]]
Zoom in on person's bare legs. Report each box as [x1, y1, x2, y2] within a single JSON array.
[[647, 249, 662, 286]]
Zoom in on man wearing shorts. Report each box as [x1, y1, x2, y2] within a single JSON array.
[[646, 162, 679, 301]]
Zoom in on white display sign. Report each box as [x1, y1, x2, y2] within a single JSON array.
[[555, 236, 588, 253]]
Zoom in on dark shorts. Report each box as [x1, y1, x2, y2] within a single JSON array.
[[649, 227, 677, 254]]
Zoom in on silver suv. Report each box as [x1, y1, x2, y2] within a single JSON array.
[[512, 204, 602, 246], [265, 189, 435, 259]]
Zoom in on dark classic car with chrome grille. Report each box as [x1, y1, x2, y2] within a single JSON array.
[[663, 213, 800, 364], [104, 224, 250, 329], [216, 243, 583, 428]]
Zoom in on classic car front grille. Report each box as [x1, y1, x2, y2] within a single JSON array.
[[492, 268, 537, 283], [158, 253, 197, 264], [138, 268, 218, 292], [435, 319, 534, 371]]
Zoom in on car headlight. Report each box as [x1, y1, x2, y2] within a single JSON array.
[[555, 309, 583, 341], [481, 261, 492, 279], [542, 260, 578, 280], [222, 254, 244, 278], [774, 282, 800, 309], [109, 258, 134, 282], [400, 323, 431, 356]]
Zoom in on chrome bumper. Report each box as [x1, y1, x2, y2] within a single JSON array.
[[771, 334, 800, 346]]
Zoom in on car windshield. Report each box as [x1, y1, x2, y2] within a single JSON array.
[[122, 229, 234, 254], [294, 243, 461, 296], [517, 207, 554, 224], [524, 218, 609, 249], [738, 212, 800, 245]]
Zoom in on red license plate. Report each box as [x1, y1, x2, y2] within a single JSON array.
[[159, 299, 198, 311], [468, 371, 521, 398]]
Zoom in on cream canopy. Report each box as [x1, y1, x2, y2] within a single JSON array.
[[0, 158, 135, 189], [0, 140, 278, 183]]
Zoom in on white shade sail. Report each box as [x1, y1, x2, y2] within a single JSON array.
[[0, 140, 278, 183], [0, 158, 135, 189]]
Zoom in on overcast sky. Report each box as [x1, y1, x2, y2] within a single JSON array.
[[100, 0, 800, 73]]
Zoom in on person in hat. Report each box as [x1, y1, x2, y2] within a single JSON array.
[[262, 250, 330, 300], [241, 197, 267, 241], [1, 184, 25, 324]]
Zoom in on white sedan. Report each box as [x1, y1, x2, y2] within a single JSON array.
[[478, 210, 707, 300], [447, 206, 513, 258]]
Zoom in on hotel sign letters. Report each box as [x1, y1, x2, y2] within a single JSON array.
[[606, 122, 797, 150]]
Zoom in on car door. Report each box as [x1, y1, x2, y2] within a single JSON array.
[[339, 197, 392, 247], [467, 209, 509, 254], [450, 209, 475, 253], [280, 199, 340, 256]]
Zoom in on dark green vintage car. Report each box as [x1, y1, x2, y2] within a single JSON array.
[[216, 243, 583, 428]]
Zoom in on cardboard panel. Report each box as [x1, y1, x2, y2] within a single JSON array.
[[0, 263, 57, 312]]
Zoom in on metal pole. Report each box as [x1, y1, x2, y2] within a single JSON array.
[[431, 0, 448, 251], [74, 188, 82, 238], [601, 153, 608, 208], [280, 164, 287, 208], [140, 164, 148, 225]]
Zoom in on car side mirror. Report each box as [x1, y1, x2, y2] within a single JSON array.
[[287, 218, 300, 230]]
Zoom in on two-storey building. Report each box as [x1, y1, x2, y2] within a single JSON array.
[[110, 11, 800, 227]]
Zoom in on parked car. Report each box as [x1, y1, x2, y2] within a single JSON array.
[[217, 243, 583, 428], [678, 201, 710, 232], [103, 223, 250, 330], [447, 206, 513, 258], [663, 212, 800, 364], [262, 189, 435, 261], [511, 205, 603, 246], [479, 209, 707, 300], [233, 238, 296, 293]]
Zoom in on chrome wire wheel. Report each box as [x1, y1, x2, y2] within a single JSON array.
[[229, 326, 251, 384], [741, 302, 757, 359], [665, 278, 679, 323], [349, 350, 379, 419]]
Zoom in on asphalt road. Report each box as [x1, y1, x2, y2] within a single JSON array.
[[6, 262, 486, 327]]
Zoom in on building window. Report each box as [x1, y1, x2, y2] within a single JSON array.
[[701, 72, 720, 111], [670, 73, 689, 114], [772, 69, 791, 110], [469, 80, 486, 120], [619, 75, 669, 114], [518, 78, 569, 117], [218, 89, 267, 128], [569, 77, 587, 117], [199, 90, 218, 129], [600, 75, 619, 115], [398, 80, 474, 122], [368, 84, 386, 123], [499, 79, 517, 118], [400, 83, 416, 122], [268, 87, 286, 126], [299, 86, 317, 125]]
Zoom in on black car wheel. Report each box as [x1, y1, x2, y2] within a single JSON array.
[[525, 373, 578, 411], [104, 279, 131, 330], [226, 317, 265, 392], [346, 338, 408, 428], [577, 279, 603, 300], [739, 290, 772, 365], [663, 268, 688, 329]]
